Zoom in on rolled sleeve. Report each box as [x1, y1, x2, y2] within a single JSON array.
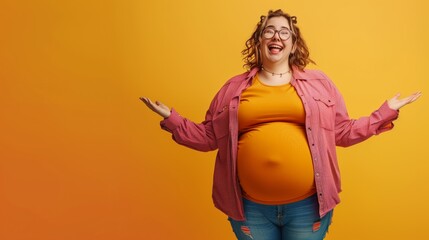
[[160, 108, 182, 132], [374, 101, 399, 134]]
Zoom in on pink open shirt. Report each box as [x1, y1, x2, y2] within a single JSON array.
[[160, 67, 399, 221]]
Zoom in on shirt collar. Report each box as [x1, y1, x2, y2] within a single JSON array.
[[291, 66, 308, 81], [246, 67, 259, 80]]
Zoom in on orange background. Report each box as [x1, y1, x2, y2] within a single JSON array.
[[1, 0, 428, 239]]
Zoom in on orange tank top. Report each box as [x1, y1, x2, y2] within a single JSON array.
[[237, 74, 316, 205]]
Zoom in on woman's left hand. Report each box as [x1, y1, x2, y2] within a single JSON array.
[[387, 92, 422, 110]]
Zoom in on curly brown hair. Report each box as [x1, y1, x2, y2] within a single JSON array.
[[242, 9, 315, 71]]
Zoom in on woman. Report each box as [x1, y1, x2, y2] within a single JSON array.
[[140, 9, 421, 240]]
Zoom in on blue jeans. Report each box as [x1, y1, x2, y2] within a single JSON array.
[[228, 194, 333, 240]]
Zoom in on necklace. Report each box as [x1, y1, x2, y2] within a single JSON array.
[[261, 66, 291, 77]]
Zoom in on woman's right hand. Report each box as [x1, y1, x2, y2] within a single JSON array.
[[139, 97, 171, 118]]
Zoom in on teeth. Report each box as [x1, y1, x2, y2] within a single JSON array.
[[268, 45, 283, 50]]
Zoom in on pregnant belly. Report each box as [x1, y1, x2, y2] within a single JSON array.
[[237, 122, 316, 204]]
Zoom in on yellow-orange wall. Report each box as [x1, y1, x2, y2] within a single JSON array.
[[1, 0, 428, 239]]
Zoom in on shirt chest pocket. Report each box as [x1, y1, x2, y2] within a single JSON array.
[[313, 96, 336, 131], [212, 105, 230, 139]]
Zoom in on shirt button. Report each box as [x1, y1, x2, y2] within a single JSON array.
[[315, 173, 320, 177]]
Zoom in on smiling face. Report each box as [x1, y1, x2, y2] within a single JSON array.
[[259, 16, 294, 68]]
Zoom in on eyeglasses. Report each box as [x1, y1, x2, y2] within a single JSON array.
[[262, 27, 293, 41]]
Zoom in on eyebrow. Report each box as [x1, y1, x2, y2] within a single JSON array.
[[265, 25, 290, 30]]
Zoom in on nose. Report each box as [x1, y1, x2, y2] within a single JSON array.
[[272, 31, 281, 40]]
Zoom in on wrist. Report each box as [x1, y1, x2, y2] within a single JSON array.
[[162, 110, 171, 119]]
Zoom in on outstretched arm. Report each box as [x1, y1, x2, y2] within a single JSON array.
[[140, 96, 218, 152], [334, 90, 422, 147]]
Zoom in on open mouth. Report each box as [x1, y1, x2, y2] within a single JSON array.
[[268, 44, 284, 54]]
